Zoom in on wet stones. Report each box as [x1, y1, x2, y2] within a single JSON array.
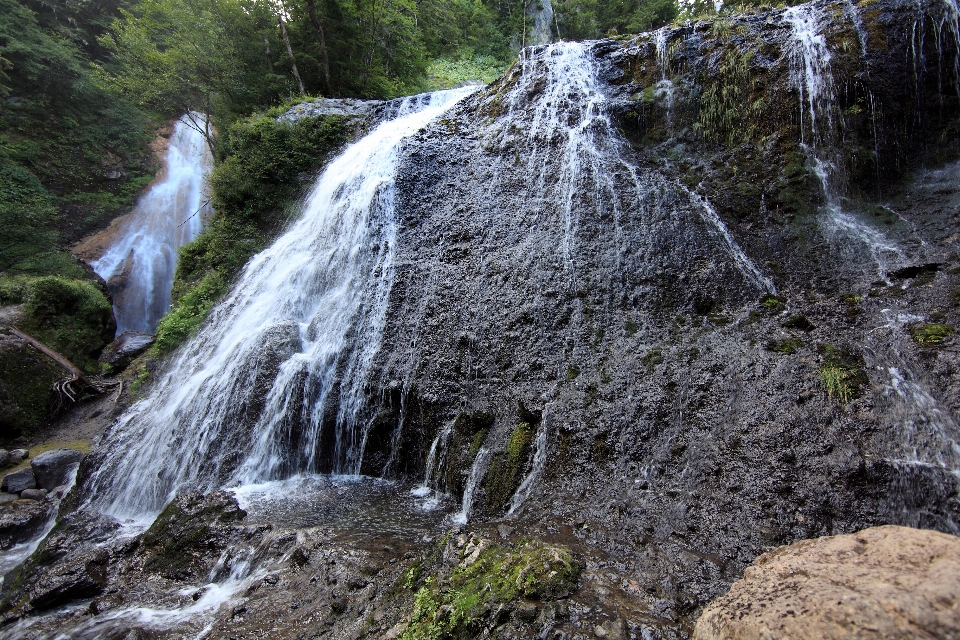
[[98, 330, 155, 372], [140, 490, 248, 581]]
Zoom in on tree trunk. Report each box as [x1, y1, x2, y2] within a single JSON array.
[[279, 14, 305, 95], [264, 37, 275, 73], [304, 0, 332, 96], [11, 327, 103, 405]]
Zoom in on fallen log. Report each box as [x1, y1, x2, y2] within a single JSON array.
[[10, 326, 104, 407]]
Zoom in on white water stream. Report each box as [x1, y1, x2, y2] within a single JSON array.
[[82, 88, 476, 521], [92, 114, 213, 334], [784, 5, 904, 276]]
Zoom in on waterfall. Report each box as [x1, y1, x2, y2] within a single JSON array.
[[453, 447, 490, 525], [81, 88, 476, 522], [484, 41, 771, 292], [784, 5, 903, 275], [92, 114, 213, 335]]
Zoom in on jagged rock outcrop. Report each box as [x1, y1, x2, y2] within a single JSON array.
[[693, 525, 960, 639]]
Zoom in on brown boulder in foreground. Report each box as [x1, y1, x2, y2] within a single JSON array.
[[694, 525, 960, 639]]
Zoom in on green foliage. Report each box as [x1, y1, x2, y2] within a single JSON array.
[[769, 337, 802, 354], [555, 0, 679, 39], [153, 271, 227, 355], [697, 48, 763, 144], [0, 0, 154, 278], [910, 323, 954, 346], [425, 56, 509, 90], [17, 276, 115, 373], [400, 539, 580, 640], [566, 364, 580, 380], [154, 111, 351, 355], [818, 344, 866, 404], [484, 422, 533, 514]]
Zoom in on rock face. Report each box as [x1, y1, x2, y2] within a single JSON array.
[[35, 0, 960, 635], [694, 525, 960, 639], [30, 448, 83, 491], [278, 97, 382, 124], [98, 330, 155, 371]]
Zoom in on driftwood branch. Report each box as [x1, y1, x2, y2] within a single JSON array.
[[10, 327, 104, 407]]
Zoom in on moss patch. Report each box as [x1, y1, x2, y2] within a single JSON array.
[[484, 422, 534, 514], [15, 276, 115, 373], [400, 538, 579, 640], [910, 323, 954, 347]]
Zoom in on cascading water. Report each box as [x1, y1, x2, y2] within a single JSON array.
[[92, 114, 213, 334], [81, 88, 476, 521], [784, 5, 904, 275], [484, 41, 771, 292]]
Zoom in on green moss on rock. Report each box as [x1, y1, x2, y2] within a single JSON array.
[[910, 323, 954, 347], [400, 538, 579, 640], [484, 422, 533, 514]]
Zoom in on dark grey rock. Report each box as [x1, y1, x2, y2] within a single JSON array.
[[28, 548, 109, 611], [20, 488, 47, 501], [98, 330, 155, 371], [277, 98, 382, 124], [2, 466, 36, 493], [0, 498, 51, 550], [0, 492, 16, 505], [9, 449, 28, 462], [31, 448, 84, 490], [0, 450, 9, 468]]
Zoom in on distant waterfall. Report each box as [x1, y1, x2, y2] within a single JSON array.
[[93, 114, 213, 334], [82, 89, 475, 521]]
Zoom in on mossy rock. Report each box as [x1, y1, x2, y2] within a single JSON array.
[[818, 344, 868, 404], [401, 538, 580, 640], [141, 491, 246, 581], [910, 323, 954, 347], [16, 276, 115, 373], [484, 422, 534, 515]]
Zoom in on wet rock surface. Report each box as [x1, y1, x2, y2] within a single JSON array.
[[693, 525, 960, 639], [97, 330, 154, 372], [0, 469, 35, 495], [0, 499, 51, 551]]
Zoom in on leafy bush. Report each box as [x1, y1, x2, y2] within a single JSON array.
[[153, 112, 351, 355], [18, 276, 115, 373]]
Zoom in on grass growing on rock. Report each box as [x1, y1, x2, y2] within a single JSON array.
[[400, 538, 579, 640], [818, 344, 867, 404], [910, 323, 954, 346]]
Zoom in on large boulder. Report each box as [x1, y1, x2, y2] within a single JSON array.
[[30, 448, 84, 490], [98, 330, 154, 371], [1, 467, 36, 493], [694, 525, 960, 639]]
